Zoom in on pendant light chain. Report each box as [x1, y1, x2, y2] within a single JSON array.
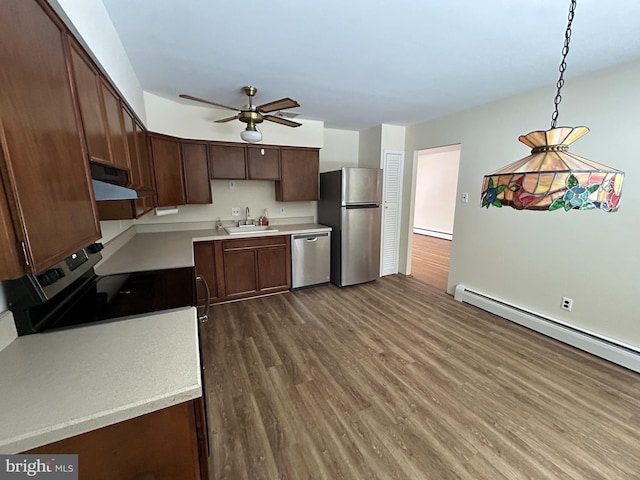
[[551, 0, 577, 129]]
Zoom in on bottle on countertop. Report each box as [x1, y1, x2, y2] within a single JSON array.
[[261, 209, 269, 226]]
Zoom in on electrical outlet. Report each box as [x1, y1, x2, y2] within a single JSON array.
[[231, 208, 241, 217], [461, 192, 469, 203], [228, 181, 236, 190], [279, 206, 286, 215], [561, 297, 573, 311]]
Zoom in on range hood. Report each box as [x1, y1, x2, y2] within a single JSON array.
[[90, 163, 153, 201]]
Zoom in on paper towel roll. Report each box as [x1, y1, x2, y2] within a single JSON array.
[[154, 207, 179, 216]]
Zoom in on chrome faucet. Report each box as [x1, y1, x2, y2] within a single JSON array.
[[245, 206, 250, 225]]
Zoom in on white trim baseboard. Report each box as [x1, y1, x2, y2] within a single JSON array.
[[454, 284, 640, 373], [413, 228, 452, 240]]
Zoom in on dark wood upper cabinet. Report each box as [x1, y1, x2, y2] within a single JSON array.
[[135, 122, 156, 216], [100, 78, 130, 172], [247, 146, 280, 180], [121, 107, 141, 188], [276, 148, 320, 201], [0, 0, 100, 279], [182, 142, 212, 204], [150, 135, 185, 207], [96, 117, 156, 221], [209, 143, 246, 179], [67, 38, 112, 166]]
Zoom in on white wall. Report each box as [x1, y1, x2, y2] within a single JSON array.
[[413, 146, 460, 235], [136, 181, 316, 225], [358, 126, 382, 168], [358, 124, 405, 168], [403, 59, 640, 349], [320, 128, 360, 172], [144, 93, 324, 147], [99, 220, 134, 244], [49, 0, 146, 121], [381, 124, 406, 153]]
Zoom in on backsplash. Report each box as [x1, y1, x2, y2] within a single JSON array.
[[135, 180, 317, 226]]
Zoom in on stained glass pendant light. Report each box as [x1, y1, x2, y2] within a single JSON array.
[[481, 0, 624, 212]]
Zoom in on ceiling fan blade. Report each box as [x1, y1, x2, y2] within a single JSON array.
[[264, 115, 302, 128], [179, 94, 239, 112], [214, 115, 240, 123], [257, 97, 300, 113]]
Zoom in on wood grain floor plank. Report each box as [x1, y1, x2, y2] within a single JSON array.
[[200, 275, 640, 479], [411, 233, 451, 291]]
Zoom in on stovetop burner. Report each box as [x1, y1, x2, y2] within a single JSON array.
[[7, 244, 195, 335]]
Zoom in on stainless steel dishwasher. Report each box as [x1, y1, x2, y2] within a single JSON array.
[[291, 232, 331, 289]]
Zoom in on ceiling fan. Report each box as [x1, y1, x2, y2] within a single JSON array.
[[179, 86, 301, 143]]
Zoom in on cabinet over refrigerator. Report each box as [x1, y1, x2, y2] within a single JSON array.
[[318, 168, 382, 286]]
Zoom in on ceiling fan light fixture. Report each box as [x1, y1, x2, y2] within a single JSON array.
[[240, 123, 262, 143]]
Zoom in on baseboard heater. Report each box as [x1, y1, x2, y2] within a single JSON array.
[[454, 284, 640, 374]]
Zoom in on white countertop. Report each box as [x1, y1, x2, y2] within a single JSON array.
[[0, 307, 202, 453], [96, 222, 331, 275]]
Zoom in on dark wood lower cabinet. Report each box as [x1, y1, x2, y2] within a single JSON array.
[[193, 241, 222, 304], [24, 399, 208, 480], [257, 246, 290, 292], [223, 249, 260, 298], [194, 236, 291, 304]]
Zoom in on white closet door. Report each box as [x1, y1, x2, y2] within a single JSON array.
[[380, 151, 404, 276]]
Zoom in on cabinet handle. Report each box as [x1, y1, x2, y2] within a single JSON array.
[[20, 241, 30, 266], [195, 275, 210, 323]]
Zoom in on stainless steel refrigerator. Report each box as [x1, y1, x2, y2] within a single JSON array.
[[318, 168, 382, 286]]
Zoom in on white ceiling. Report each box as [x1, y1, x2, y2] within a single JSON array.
[[101, 0, 640, 131]]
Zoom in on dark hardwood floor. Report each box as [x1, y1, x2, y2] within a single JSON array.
[[411, 233, 451, 291], [199, 276, 640, 479]]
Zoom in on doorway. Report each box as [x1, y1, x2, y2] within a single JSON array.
[[411, 144, 460, 290]]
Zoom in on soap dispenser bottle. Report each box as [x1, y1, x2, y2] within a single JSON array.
[[261, 209, 269, 226]]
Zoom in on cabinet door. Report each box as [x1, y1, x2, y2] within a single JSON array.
[[25, 401, 203, 480], [0, 0, 100, 278], [182, 142, 212, 204], [222, 250, 258, 298], [0, 160, 22, 279], [257, 245, 290, 292], [100, 78, 130, 171], [193, 241, 220, 304], [247, 146, 280, 180], [276, 148, 320, 201], [209, 143, 246, 179], [67, 38, 112, 166], [135, 121, 155, 216], [121, 107, 141, 188], [150, 135, 186, 207]]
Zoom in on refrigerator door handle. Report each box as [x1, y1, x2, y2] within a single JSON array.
[[345, 204, 379, 209]]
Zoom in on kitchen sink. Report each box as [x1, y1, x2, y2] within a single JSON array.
[[224, 225, 279, 235]]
